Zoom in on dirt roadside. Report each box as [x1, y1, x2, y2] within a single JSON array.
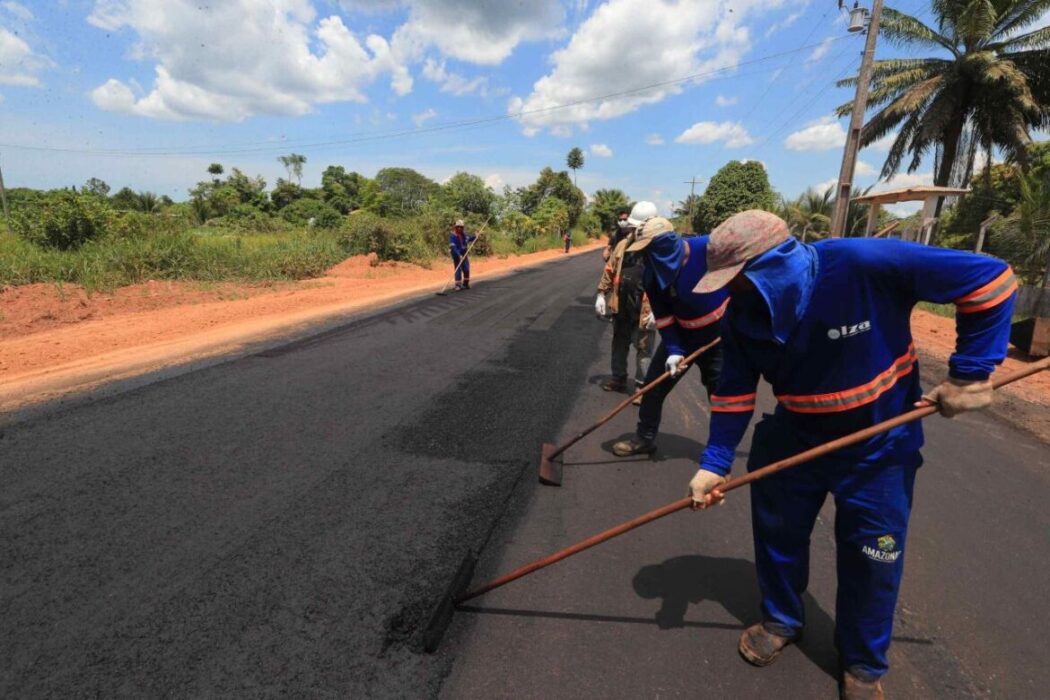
[[911, 308, 1049, 443], [0, 243, 603, 411]]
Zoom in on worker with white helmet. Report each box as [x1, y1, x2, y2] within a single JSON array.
[[595, 201, 660, 395], [448, 219, 476, 291]]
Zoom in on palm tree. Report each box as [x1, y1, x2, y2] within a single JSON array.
[[135, 191, 161, 214], [566, 147, 584, 186], [997, 169, 1050, 287], [787, 186, 834, 241], [837, 1, 1050, 197], [590, 188, 630, 230]]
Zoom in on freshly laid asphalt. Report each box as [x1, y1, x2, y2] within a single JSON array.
[[2, 249, 1048, 698]]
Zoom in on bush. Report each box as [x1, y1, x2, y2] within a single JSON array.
[[341, 211, 429, 262], [15, 191, 112, 249], [214, 205, 293, 233], [279, 198, 343, 229], [500, 211, 540, 246]]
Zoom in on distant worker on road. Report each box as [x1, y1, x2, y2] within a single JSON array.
[[610, 214, 727, 456], [563, 228, 572, 254], [449, 219, 477, 291], [595, 202, 658, 396], [687, 210, 1017, 700]]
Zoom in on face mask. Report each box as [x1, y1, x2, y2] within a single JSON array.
[[617, 220, 629, 229]]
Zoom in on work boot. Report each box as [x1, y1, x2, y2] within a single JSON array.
[[840, 671, 885, 700], [454, 283, 463, 291], [601, 376, 627, 392], [462, 279, 470, 290], [612, 436, 655, 457], [738, 623, 794, 667]]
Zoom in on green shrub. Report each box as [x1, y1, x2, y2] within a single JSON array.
[[14, 191, 112, 250], [214, 205, 293, 233], [279, 197, 343, 229], [341, 211, 429, 262], [501, 211, 540, 246]]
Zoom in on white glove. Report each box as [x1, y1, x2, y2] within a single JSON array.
[[642, 312, 656, 330], [595, 294, 607, 317], [665, 354, 685, 377], [921, 377, 993, 418], [688, 469, 727, 510]]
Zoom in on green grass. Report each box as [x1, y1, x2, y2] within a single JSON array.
[[1, 223, 600, 292]]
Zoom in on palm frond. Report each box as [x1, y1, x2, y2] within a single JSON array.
[[991, 0, 1050, 39], [880, 7, 959, 54], [955, 0, 998, 46], [989, 24, 1050, 52]]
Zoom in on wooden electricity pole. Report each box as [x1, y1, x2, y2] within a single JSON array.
[[0, 153, 12, 237], [683, 175, 704, 234], [830, 0, 884, 238]]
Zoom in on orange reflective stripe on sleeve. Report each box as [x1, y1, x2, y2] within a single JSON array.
[[655, 316, 675, 330], [776, 344, 918, 414], [711, 392, 757, 413], [676, 298, 730, 330], [954, 268, 1018, 314]]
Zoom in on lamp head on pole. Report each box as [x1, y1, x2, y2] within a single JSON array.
[[847, 2, 870, 32]]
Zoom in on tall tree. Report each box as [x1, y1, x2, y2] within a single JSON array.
[[83, 178, 110, 197], [693, 160, 776, 232], [837, 0, 1050, 197], [996, 169, 1050, 287], [441, 172, 496, 216], [519, 167, 585, 226], [566, 147, 585, 186], [786, 186, 834, 241], [374, 167, 439, 217], [278, 154, 307, 185]]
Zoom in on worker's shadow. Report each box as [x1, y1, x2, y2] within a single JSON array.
[[633, 555, 839, 679], [565, 433, 749, 465]]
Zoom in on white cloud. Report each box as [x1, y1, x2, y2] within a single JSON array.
[[388, 0, 564, 66], [715, 94, 738, 107], [421, 58, 488, 96], [484, 173, 504, 190], [0, 25, 51, 87], [412, 107, 437, 126], [807, 36, 835, 62], [813, 177, 838, 195], [510, 0, 787, 134], [645, 133, 664, 145], [765, 9, 803, 38], [88, 1, 415, 121], [675, 121, 754, 148], [590, 143, 613, 157], [866, 132, 897, 152], [855, 160, 876, 177], [784, 115, 846, 151], [881, 172, 933, 189], [2, 1, 33, 22]]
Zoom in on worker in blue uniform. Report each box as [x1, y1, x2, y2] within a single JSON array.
[[610, 216, 728, 456], [686, 210, 1017, 700], [449, 219, 477, 290]]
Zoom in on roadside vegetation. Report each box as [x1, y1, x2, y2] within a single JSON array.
[[0, 154, 601, 290]]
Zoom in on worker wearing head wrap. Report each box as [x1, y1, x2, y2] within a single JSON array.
[[610, 215, 728, 456], [688, 211, 1017, 699], [596, 202, 659, 394], [449, 219, 477, 290]]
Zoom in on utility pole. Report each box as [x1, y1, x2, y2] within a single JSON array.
[[830, 0, 884, 238], [0, 153, 12, 237], [683, 176, 704, 234]]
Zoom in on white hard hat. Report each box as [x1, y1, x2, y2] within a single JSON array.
[[455, 219, 465, 227], [627, 201, 658, 227]]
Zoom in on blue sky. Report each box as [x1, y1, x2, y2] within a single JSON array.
[[0, 0, 993, 215]]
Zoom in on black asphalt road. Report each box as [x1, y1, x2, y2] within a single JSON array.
[[0, 252, 609, 697], [4, 249, 1049, 698], [442, 307, 1050, 698]]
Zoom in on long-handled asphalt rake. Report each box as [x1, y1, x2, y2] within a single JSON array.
[[436, 218, 492, 297], [538, 337, 722, 486], [424, 355, 1050, 652]]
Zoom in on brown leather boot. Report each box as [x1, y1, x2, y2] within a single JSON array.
[[840, 671, 885, 700], [601, 376, 627, 392], [612, 436, 655, 456], [738, 623, 794, 667]]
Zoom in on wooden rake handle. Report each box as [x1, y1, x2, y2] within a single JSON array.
[[458, 355, 1050, 603], [549, 337, 722, 460]]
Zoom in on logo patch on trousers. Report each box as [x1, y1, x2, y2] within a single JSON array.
[[863, 535, 901, 563], [827, 320, 871, 340]]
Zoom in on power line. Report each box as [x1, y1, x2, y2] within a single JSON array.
[[0, 36, 854, 159]]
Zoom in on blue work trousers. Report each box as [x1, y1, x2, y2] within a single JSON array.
[[451, 253, 470, 282], [747, 415, 921, 680]]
